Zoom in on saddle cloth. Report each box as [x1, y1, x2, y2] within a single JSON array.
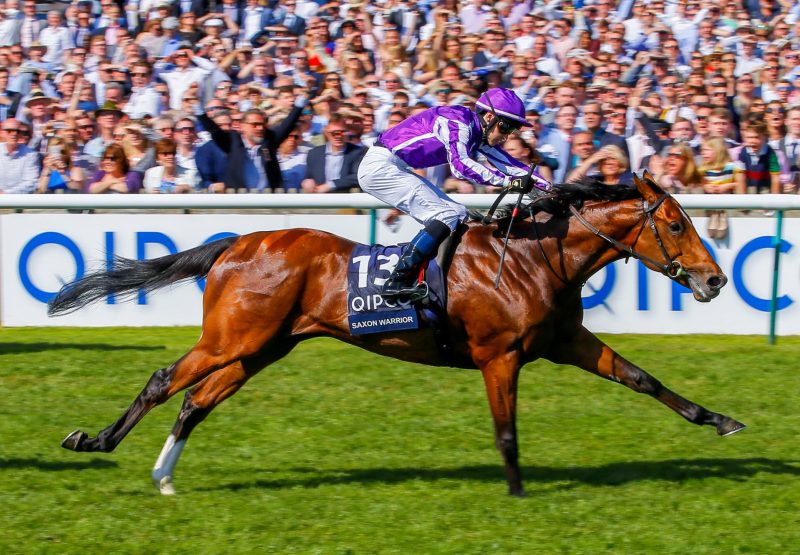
[[346, 244, 446, 336]]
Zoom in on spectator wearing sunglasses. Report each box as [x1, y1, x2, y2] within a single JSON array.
[[301, 114, 365, 193], [87, 143, 142, 193], [123, 61, 161, 120], [0, 118, 39, 194], [154, 43, 217, 110], [198, 91, 308, 191]]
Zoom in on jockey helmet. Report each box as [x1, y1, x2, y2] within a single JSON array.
[[475, 88, 531, 129]]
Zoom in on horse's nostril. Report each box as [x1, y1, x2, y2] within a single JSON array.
[[707, 274, 727, 290]]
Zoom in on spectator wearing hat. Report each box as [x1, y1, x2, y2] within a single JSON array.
[[157, 16, 184, 58], [19, 89, 54, 148], [84, 100, 122, 163], [197, 13, 238, 49], [39, 11, 74, 70], [0, 118, 39, 194]]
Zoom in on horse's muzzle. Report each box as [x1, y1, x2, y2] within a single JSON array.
[[688, 272, 727, 302]]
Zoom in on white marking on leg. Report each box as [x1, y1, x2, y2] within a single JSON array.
[[151, 434, 186, 495]]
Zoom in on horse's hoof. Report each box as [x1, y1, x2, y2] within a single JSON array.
[[717, 417, 747, 436], [155, 476, 176, 496], [61, 430, 88, 451]]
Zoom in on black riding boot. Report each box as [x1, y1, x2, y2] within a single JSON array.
[[382, 220, 451, 301]]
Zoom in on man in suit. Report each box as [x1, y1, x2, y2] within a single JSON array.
[[301, 114, 366, 193], [198, 94, 307, 191], [196, 109, 230, 192], [539, 104, 578, 182], [176, 0, 210, 17], [269, 0, 306, 37], [581, 100, 629, 158], [19, 0, 44, 50], [0, 67, 22, 122]]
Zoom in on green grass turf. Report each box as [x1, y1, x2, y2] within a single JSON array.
[[1, 328, 799, 554]]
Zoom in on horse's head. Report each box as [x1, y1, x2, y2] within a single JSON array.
[[632, 171, 727, 302]]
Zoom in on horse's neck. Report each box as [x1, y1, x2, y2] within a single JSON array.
[[551, 200, 643, 285]]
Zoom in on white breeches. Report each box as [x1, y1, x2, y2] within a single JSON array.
[[357, 146, 468, 231]]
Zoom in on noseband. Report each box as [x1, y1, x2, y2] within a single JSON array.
[[568, 194, 687, 279]]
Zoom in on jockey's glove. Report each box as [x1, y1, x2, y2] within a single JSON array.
[[503, 172, 553, 194], [504, 177, 528, 193]]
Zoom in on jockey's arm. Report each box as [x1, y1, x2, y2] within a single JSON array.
[[480, 144, 553, 192], [435, 118, 512, 188]]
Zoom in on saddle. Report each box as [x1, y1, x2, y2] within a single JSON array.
[[346, 224, 466, 363]]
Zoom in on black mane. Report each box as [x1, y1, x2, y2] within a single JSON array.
[[469, 179, 642, 222]]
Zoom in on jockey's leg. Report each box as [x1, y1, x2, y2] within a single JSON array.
[[382, 220, 451, 300], [357, 146, 467, 300]]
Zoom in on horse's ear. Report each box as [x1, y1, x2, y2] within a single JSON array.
[[635, 170, 667, 203]]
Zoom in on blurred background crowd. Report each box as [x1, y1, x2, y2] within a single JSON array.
[[1, 0, 800, 205]]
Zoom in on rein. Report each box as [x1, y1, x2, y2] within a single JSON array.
[[567, 195, 687, 279]]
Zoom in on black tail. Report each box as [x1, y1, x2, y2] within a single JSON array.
[[48, 236, 239, 316]]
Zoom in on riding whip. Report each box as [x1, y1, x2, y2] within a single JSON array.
[[494, 162, 537, 289]]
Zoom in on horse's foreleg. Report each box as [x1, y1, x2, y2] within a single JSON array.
[[152, 361, 249, 495], [546, 326, 745, 436], [479, 352, 525, 496]]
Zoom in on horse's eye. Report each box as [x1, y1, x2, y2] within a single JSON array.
[[668, 221, 683, 234]]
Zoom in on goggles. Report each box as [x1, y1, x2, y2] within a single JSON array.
[[497, 118, 521, 135]]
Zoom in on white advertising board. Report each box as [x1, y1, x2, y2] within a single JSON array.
[[1, 213, 798, 334]]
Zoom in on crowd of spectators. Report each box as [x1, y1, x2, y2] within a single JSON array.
[[1, 0, 800, 207]]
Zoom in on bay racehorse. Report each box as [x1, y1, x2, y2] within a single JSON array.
[[51, 173, 745, 496]]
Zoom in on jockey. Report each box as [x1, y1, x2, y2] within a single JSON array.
[[357, 87, 553, 301]]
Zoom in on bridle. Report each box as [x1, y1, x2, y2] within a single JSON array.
[[567, 194, 688, 279]]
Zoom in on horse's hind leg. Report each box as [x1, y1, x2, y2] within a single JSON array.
[[151, 341, 299, 495], [62, 320, 289, 454], [152, 361, 249, 495], [546, 326, 745, 435]]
